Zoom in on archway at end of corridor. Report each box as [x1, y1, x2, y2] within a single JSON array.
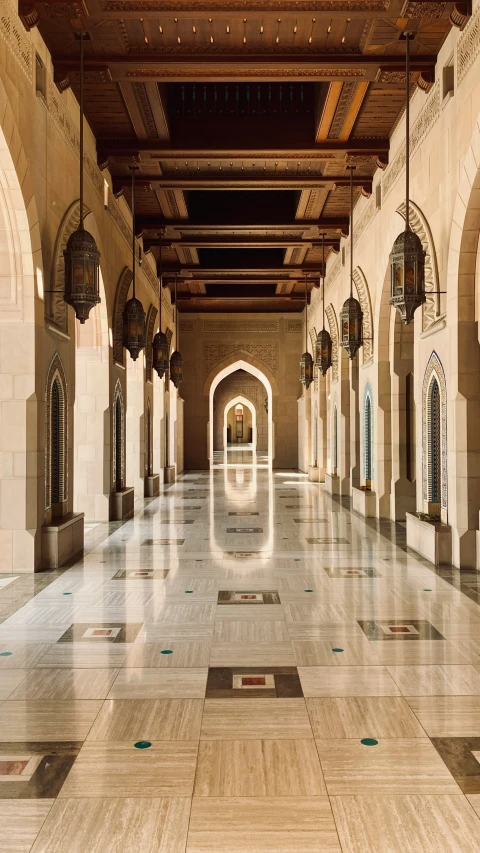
[[208, 360, 273, 467]]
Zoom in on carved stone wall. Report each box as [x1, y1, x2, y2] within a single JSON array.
[[352, 267, 373, 365], [112, 267, 133, 366], [204, 341, 277, 375], [325, 304, 339, 382], [396, 200, 440, 330]]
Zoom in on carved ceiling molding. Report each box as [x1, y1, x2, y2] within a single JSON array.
[[325, 304, 339, 382], [352, 266, 373, 365], [396, 199, 440, 331], [402, 1, 447, 17], [103, 0, 390, 10], [328, 82, 358, 139], [125, 68, 367, 79], [457, 1, 480, 84], [0, 0, 34, 81]]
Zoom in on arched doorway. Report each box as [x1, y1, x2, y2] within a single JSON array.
[[221, 395, 257, 465]]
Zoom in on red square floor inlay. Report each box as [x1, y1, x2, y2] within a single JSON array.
[[241, 677, 267, 686], [389, 626, 411, 633], [0, 760, 29, 776]]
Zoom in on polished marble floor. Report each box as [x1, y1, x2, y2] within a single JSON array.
[[2, 467, 480, 851]]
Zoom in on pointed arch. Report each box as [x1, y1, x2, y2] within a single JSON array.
[[422, 351, 447, 518], [397, 199, 441, 330], [325, 304, 339, 382], [363, 380, 374, 483], [223, 395, 257, 450], [45, 353, 68, 511], [332, 399, 338, 473], [112, 267, 133, 365], [145, 304, 158, 383], [146, 397, 153, 476], [352, 267, 373, 365]]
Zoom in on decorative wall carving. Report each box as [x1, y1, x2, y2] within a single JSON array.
[[0, 0, 33, 81], [112, 379, 125, 490], [396, 200, 440, 331], [45, 352, 68, 511], [48, 200, 91, 332], [363, 380, 374, 481], [325, 304, 339, 382], [180, 319, 195, 333], [457, 0, 480, 83], [112, 267, 133, 365], [402, 1, 447, 16], [422, 351, 447, 515], [204, 342, 277, 374], [309, 327, 319, 392], [145, 304, 158, 382], [352, 267, 373, 364], [353, 198, 375, 247], [203, 319, 279, 334], [286, 319, 303, 334]]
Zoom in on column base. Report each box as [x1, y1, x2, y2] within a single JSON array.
[[164, 466, 176, 484], [144, 474, 160, 498], [352, 486, 377, 518], [41, 512, 84, 569], [109, 487, 135, 521], [324, 473, 340, 495], [308, 465, 325, 482], [406, 512, 452, 565]]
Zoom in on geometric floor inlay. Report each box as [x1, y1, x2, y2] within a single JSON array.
[[358, 619, 445, 641], [217, 590, 281, 605], [0, 742, 81, 798], [206, 666, 303, 698], [323, 567, 380, 578], [57, 623, 143, 643], [431, 737, 480, 793], [112, 569, 169, 580]]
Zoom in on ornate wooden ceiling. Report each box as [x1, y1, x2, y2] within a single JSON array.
[[23, 0, 467, 312]]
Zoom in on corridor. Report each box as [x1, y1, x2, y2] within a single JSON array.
[[2, 468, 480, 852]]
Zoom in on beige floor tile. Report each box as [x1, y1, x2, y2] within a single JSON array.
[[0, 645, 49, 669], [87, 699, 203, 741], [195, 740, 326, 796], [292, 640, 381, 667], [0, 700, 102, 741], [467, 794, 480, 819], [0, 800, 53, 853], [186, 797, 342, 852], [0, 670, 28, 699], [387, 664, 480, 696], [286, 623, 366, 641], [209, 642, 295, 666], [201, 699, 313, 740], [59, 742, 198, 797], [213, 621, 290, 643], [30, 797, 191, 853], [307, 697, 426, 738], [331, 795, 480, 853], [34, 643, 128, 668], [370, 640, 474, 665], [213, 605, 285, 621], [125, 641, 211, 668], [405, 696, 480, 736], [9, 668, 118, 700], [108, 668, 208, 699], [141, 624, 214, 641], [316, 738, 460, 795], [298, 666, 401, 697]]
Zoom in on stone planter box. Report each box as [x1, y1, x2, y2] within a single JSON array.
[[352, 486, 377, 518], [109, 487, 135, 521], [308, 465, 324, 483], [164, 465, 176, 484], [41, 512, 84, 569], [324, 473, 340, 495], [144, 474, 160, 498], [406, 512, 452, 565]]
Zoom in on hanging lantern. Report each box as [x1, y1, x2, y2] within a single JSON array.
[[152, 330, 169, 378], [340, 166, 363, 360], [123, 167, 146, 361], [389, 31, 426, 324], [389, 229, 426, 323], [300, 351, 314, 389], [340, 295, 363, 359], [315, 234, 333, 376], [170, 274, 183, 388], [64, 32, 101, 324]]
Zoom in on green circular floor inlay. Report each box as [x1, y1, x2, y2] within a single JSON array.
[[161, 649, 173, 655], [0, 652, 12, 656], [361, 738, 378, 746], [424, 589, 432, 592], [332, 648, 344, 653], [63, 592, 72, 595], [185, 590, 194, 593], [304, 589, 314, 592], [134, 741, 152, 749]]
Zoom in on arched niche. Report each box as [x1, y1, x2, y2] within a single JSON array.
[[112, 379, 125, 492], [363, 380, 374, 485], [45, 352, 68, 515], [422, 351, 447, 521], [223, 395, 257, 451]]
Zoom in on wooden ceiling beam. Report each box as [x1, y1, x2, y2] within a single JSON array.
[[135, 215, 350, 230], [113, 174, 371, 190], [145, 236, 341, 248]]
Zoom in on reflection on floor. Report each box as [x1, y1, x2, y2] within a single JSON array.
[[2, 467, 480, 851], [213, 443, 270, 467]]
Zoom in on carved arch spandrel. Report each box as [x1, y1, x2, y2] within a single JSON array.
[[145, 304, 158, 383], [352, 267, 373, 365], [48, 200, 92, 332], [396, 200, 441, 330], [112, 267, 133, 366], [325, 304, 339, 383]]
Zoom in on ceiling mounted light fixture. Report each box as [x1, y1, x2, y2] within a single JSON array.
[[123, 167, 146, 361], [169, 275, 183, 388], [300, 275, 314, 390], [340, 165, 363, 359], [315, 232, 333, 376], [389, 31, 426, 324], [152, 245, 169, 379], [64, 32, 100, 324]]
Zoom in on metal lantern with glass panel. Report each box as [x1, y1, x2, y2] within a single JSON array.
[[340, 166, 363, 360], [123, 168, 146, 361], [64, 32, 100, 324], [315, 233, 333, 376], [300, 276, 314, 389], [170, 276, 184, 388], [389, 32, 426, 324], [152, 249, 170, 379]]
